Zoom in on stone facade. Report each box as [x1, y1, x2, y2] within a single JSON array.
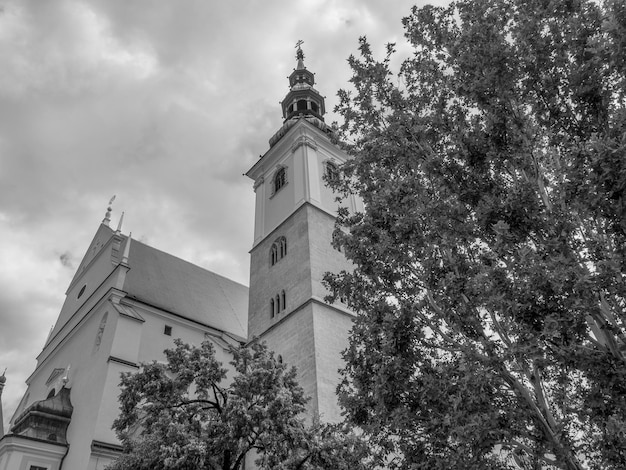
[[249, 207, 356, 421]]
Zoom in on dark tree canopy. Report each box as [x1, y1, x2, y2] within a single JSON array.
[[108, 340, 373, 470], [325, 1, 626, 469]]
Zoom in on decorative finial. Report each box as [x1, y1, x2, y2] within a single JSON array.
[[122, 232, 132, 264], [103, 195, 116, 226], [61, 364, 70, 386], [116, 211, 125, 234]]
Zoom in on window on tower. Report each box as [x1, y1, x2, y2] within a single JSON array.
[[274, 167, 286, 194], [270, 291, 287, 318], [325, 161, 339, 182], [270, 236, 287, 266]]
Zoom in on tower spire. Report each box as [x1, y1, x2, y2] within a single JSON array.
[[122, 232, 132, 264], [280, 41, 326, 123], [116, 211, 125, 234]]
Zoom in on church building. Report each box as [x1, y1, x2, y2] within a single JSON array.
[[0, 46, 362, 470]]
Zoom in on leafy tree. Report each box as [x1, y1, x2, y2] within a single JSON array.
[[272, 422, 376, 470], [108, 340, 373, 470], [325, 1, 626, 469]]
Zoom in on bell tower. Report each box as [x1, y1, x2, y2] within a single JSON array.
[[246, 44, 362, 422]]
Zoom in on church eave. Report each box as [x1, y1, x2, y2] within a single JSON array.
[[0, 433, 69, 448], [121, 296, 247, 344], [249, 200, 340, 252]]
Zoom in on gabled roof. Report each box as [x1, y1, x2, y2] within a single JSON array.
[[123, 238, 248, 340]]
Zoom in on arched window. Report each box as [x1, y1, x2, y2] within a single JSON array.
[[297, 99, 307, 111], [270, 237, 287, 266], [325, 161, 339, 181], [311, 101, 319, 113], [270, 298, 275, 318], [276, 294, 281, 314], [274, 168, 286, 193], [281, 290, 286, 311]]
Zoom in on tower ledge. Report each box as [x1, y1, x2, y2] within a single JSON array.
[[269, 114, 335, 148]]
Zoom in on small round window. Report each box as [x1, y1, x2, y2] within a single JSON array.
[[77, 284, 86, 299]]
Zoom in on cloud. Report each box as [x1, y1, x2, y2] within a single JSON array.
[[0, 0, 444, 432], [58, 252, 74, 269]]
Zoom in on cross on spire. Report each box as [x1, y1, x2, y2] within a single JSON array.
[[295, 40, 304, 63]]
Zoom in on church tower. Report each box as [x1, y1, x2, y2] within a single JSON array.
[[246, 45, 362, 422]]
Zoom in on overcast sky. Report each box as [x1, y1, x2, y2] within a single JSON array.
[[0, 0, 448, 431]]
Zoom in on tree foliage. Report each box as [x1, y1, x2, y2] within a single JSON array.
[[108, 340, 372, 470], [325, 1, 626, 469]]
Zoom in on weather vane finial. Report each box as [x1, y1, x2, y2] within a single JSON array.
[[103, 195, 116, 226]]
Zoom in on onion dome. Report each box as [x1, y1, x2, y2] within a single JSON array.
[[11, 387, 73, 443]]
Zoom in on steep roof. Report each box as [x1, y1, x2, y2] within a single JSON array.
[[67, 223, 116, 291], [123, 237, 248, 340]]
